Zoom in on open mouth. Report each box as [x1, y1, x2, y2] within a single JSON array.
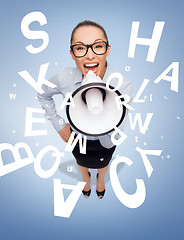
[[84, 63, 99, 73]]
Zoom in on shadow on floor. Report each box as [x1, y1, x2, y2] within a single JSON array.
[[58, 157, 126, 186]]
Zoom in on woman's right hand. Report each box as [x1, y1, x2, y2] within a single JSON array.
[[58, 123, 72, 143]]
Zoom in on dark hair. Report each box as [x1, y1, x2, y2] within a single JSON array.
[[70, 20, 108, 45]]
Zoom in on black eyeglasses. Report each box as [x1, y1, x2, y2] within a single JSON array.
[[70, 41, 109, 58]]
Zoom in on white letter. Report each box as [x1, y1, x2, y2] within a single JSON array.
[[133, 79, 150, 103], [67, 166, 73, 172], [65, 132, 87, 154], [21, 11, 49, 54], [9, 94, 16, 100], [136, 147, 162, 178], [128, 21, 165, 62], [106, 72, 123, 91], [129, 113, 153, 134], [18, 63, 56, 94], [0, 142, 34, 177], [154, 62, 179, 92], [115, 94, 134, 110], [110, 156, 146, 208], [25, 107, 47, 136], [34, 146, 64, 178], [60, 93, 75, 110], [53, 178, 86, 218], [111, 127, 127, 146]]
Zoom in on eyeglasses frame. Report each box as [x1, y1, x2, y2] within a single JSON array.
[[70, 41, 109, 58]]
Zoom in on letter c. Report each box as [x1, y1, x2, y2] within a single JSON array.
[[110, 156, 146, 208]]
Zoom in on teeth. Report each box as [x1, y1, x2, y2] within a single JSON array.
[[85, 63, 98, 67]]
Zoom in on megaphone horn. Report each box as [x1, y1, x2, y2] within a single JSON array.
[[66, 71, 126, 136]]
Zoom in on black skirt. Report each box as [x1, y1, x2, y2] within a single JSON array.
[[72, 139, 116, 169]]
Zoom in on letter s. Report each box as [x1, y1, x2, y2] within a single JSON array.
[[21, 11, 49, 54]]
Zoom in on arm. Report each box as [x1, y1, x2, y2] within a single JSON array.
[[37, 71, 72, 142], [58, 123, 71, 143]]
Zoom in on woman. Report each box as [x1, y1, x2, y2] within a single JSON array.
[[38, 20, 132, 199]]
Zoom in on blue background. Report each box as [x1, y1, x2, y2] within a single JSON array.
[[0, 0, 184, 239]]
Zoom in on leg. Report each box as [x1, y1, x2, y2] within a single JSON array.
[[96, 164, 109, 197], [77, 164, 91, 193]]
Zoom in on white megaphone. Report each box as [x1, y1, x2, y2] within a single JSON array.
[[81, 71, 104, 115], [66, 70, 126, 136]]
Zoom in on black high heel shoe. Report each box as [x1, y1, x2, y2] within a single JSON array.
[[82, 172, 91, 198], [96, 173, 105, 199]]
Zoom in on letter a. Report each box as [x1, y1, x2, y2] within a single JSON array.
[[53, 178, 86, 218], [60, 93, 75, 110], [154, 62, 179, 92]]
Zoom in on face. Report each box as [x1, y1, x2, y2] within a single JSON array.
[[70, 25, 111, 79]]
